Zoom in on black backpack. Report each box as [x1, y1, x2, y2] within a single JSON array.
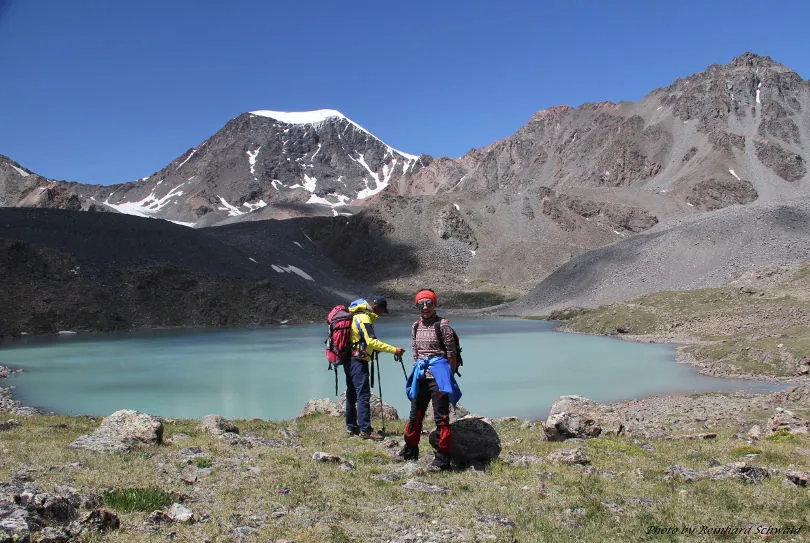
[[411, 317, 463, 375]]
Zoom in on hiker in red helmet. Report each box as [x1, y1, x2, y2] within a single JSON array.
[[394, 288, 461, 471]]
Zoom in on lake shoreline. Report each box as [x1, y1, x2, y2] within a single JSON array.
[[550, 320, 810, 386], [3, 352, 808, 435]]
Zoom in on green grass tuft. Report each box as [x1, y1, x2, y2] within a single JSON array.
[[765, 429, 802, 443], [102, 487, 176, 513], [586, 438, 646, 456], [193, 457, 212, 468], [728, 445, 762, 458]]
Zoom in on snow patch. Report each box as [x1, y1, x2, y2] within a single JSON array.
[[248, 257, 257, 263], [350, 152, 392, 200], [251, 109, 344, 124], [271, 264, 314, 281], [8, 163, 30, 177], [242, 199, 267, 212], [729, 169, 740, 180], [756, 82, 762, 104], [217, 196, 243, 217], [453, 203, 460, 211], [247, 147, 261, 175], [306, 192, 351, 207], [104, 182, 186, 217], [293, 241, 303, 249], [175, 149, 196, 170], [168, 220, 195, 228]]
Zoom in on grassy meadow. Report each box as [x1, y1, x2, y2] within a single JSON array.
[[1, 412, 808, 542]]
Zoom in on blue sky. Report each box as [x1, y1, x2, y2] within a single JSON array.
[[1, 1, 808, 186]]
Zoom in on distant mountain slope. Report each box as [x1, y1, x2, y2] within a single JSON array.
[[1, 110, 426, 226], [503, 198, 810, 315], [0, 208, 378, 336]]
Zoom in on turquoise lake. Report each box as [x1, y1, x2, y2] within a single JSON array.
[[0, 318, 785, 421]]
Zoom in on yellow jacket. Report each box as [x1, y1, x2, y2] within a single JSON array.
[[348, 299, 397, 362]]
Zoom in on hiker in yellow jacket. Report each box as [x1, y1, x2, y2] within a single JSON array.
[[345, 297, 405, 440]]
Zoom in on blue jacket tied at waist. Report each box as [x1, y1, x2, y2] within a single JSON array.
[[405, 356, 462, 407]]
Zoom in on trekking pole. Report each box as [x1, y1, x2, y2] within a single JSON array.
[[375, 351, 385, 435]]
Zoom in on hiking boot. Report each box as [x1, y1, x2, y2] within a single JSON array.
[[427, 453, 452, 472], [392, 446, 419, 462], [346, 428, 360, 437], [359, 432, 384, 441]]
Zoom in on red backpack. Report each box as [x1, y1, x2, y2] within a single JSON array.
[[325, 305, 353, 368], [325, 304, 354, 395]]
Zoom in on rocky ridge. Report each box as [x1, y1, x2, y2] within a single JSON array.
[[2, 110, 425, 227]]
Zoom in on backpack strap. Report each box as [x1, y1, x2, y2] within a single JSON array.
[[434, 318, 449, 358]]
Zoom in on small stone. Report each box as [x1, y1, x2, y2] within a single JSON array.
[[168, 503, 194, 523]]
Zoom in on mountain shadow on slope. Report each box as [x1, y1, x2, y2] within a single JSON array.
[[0, 209, 331, 336]]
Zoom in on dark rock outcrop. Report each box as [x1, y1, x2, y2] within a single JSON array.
[[428, 417, 501, 465]]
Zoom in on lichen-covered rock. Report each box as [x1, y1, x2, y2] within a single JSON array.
[[0, 500, 43, 542], [768, 408, 809, 434], [199, 414, 239, 435], [549, 448, 591, 466], [299, 393, 399, 420], [66, 508, 120, 538], [544, 395, 623, 441], [69, 410, 163, 453], [785, 470, 809, 487]]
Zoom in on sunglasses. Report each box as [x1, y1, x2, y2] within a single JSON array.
[[416, 300, 434, 309]]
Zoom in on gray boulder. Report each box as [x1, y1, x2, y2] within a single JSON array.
[[785, 471, 810, 487], [199, 414, 239, 435], [299, 398, 343, 418], [0, 500, 42, 542], [549, 447, 591, 466], [429, 416, 501, 465], [14, 488, 76, 523], [768, 408, 809, 434], [706, 462, 769, 484], [544, 395, 623, 441], [66, 508, 120, 537], [69, 410, 163, 453], [299, 393, 399, 420]]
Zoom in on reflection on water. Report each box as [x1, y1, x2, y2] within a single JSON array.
[[0, 318, 787, 420]]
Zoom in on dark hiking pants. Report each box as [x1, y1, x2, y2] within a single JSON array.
[[403, 378, 452, 454], [344, 358, 372, 433]]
